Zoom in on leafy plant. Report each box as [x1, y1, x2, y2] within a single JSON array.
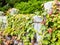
[[3, 14, 36, 45], [14, 1, 44, 14], [42, 2, 60, 45]]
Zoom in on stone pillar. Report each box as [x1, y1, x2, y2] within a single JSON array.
[[0, 11, 7, 30], [33, 15, 43, 45], [44, 1, 53, 14]]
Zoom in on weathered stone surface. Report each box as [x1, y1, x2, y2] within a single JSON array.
[[33, 15, 43, 23], [0, 16, 7, 30], [0, 11, 5, 16], [44, 1, 53, 13], [7, 8, 19, 15], [33, 15, 43, 42]]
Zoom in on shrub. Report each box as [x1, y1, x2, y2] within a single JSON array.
[[3, 14, 36, 44], [14, 1, 43, 14]]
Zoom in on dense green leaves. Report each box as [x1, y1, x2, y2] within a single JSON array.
[[3, 14, 36, 44], [0, 0, 47, 13], [14, 1, 43, 14], [42, 7, 60, 45]]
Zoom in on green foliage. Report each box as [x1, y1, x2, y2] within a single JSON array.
[[42, 8, 60, 45], [0, 4, 10, 11], [0, 0, 59, 13], [0, 39, 2, 44], [14, 1, 43, 14], [3, 14, 36, 44], [0, 0, 45, 14]]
